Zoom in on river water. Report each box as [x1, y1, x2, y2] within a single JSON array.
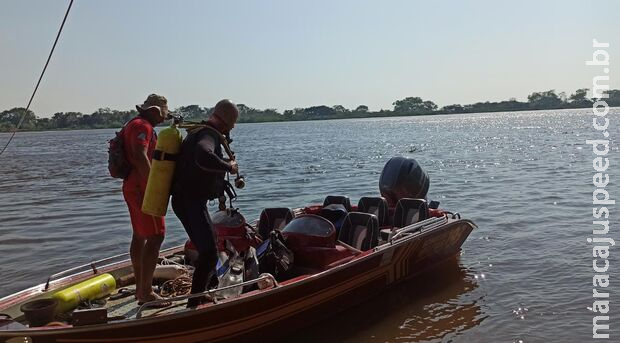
[[0, 109, 618, 342]]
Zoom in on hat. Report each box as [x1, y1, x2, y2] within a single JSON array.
[[136, 94, 168, 116]]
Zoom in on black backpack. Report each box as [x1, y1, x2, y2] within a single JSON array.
[[258, 231, 294, 280], [107, 118, 138, 179]]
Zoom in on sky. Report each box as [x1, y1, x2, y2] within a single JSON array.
[[1, 0, 619, 117]]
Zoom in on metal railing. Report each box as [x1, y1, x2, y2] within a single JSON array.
[[389, 216, 448, 243], [43, 246, 182, 291], [44, 253, 127, 291], [135, 273, 279, 319]]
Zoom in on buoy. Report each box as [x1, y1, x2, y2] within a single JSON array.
[[52, 274, 116, 313], [142, 125, 182, 216]]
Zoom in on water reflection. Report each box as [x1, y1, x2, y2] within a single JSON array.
[[281, 257, 484, 343]]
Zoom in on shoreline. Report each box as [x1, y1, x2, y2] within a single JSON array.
[[0, 106, 612, 134]]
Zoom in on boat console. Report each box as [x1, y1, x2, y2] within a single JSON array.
[[282, 215, 355, 270]]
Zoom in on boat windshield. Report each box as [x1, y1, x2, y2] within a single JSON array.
[[282, 215, 334, 237]]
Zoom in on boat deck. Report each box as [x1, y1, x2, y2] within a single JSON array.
[[104, 285, 188, 320]]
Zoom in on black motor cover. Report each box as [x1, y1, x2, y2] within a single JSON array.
[[379, 157, 430, 206]]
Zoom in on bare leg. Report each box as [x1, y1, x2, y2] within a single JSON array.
[[138, 234, 164, 302], [130, 234, 145, 299]]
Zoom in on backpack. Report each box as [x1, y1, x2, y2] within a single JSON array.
[[258, 230, 294, 281], [107, 118, 138, 179]]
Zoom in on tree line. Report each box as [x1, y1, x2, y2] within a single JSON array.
[[1, 88, 619, 132]]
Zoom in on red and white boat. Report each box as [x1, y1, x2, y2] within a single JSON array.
[[0, 158, 476, 343]]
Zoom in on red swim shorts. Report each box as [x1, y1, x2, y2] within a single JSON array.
[[122, 182, 165, 238]]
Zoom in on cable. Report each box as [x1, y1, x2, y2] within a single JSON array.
[[0, 0, 74, 157]]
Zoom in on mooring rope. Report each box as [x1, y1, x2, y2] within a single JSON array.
[[0, 0, 74, 157], [160, 276, 193, 298]]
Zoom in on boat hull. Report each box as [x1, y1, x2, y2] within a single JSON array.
[[0, 219, 475, 343]]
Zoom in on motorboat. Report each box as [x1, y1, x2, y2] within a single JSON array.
[[0, 157, 476, 342]]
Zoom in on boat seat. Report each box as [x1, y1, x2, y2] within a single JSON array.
[[393, 198, 428, 228], [319, 204, 348, 236], [323, 195, 352, 212], [258, 208, 295, 240], [339, 212, 379, 251], [357, 196, 388, 226]]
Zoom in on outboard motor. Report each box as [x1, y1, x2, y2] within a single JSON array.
[[379, 157, 430, 206]]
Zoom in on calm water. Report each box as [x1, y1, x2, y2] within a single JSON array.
[[0, 109, 618, 342]]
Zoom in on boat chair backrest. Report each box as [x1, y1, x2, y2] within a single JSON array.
[[339, 212, 379, 251], [323, 195, 352, 212], [393, 198, 428, 228], [319, 204, 349, 236], [258, 208, 295, 239], [357, 196, 388, 226]]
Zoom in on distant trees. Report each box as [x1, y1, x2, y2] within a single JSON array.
[[354, 105, 369, 113], [332, 105, 349, 115], [177, 105, 210, 121], [568, 88, 593, 107], [461, 99, 529, 113], [393, 97, 437, 115], [527, 90, 564, 109], [570, 88, 589, 101], [607, 90, 620, 107], [52, 112, 82, 128], [1, 88, 619, 132], [238, 105, 282, 123], [301, 106, 336, 118], [0, 107, 135, 131], [0, 108, 36, 131], [440, 104, 465, 114]]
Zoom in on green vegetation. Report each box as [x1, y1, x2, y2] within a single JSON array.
[[1, 89, 619, 132], [0, 108, 136, 132]]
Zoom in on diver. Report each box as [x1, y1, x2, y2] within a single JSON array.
[[122, 94, 170, 306], [171, 99, 240, 307]]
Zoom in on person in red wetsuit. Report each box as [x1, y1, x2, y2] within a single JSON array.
[[122, 94, 169, 305]]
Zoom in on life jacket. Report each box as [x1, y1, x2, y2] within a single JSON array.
[[172, 125, 227, 200]]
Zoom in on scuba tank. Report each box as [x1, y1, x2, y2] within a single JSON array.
[[144, 115, 245, 217], [52, 273, 116, 313], [214, 240, 245, 299], [142, 123, 182, 217]]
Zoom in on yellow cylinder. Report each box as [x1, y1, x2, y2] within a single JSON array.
[[142, 125, 182, 217], [52, 273, 116, 313]]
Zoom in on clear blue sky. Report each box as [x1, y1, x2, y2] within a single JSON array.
[[1, 0, 618, 116]]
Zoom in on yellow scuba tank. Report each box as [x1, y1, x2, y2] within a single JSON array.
[[142, 124, 182, 217], [52, 273, 116, 313]]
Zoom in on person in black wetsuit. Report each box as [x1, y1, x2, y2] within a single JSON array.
[[171, 99, 240, 307]]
